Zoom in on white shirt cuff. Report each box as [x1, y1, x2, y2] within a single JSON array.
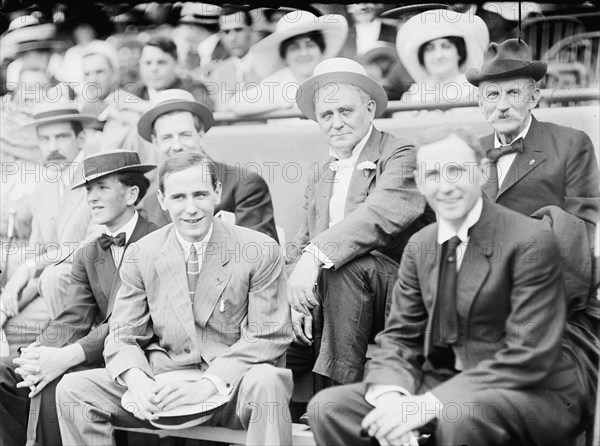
[[201, 374, 232, 396], [365, 384, 412, 406], [304, 244, 333, 269]]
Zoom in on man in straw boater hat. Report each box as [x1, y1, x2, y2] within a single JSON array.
[[0, 151, 157, 446], [0, 94, 100, 347], [286, 57, 432, 389], [55, 151, 293, 445], [136, 88, 279, 241], [308, 126, 588, 446]]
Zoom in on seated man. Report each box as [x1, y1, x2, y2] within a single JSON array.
[[56, 152, 293, 445], [309, 127, 585, 446], [0, 150, 157, 446]]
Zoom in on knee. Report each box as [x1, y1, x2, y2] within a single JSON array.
[[55, 371, 86, 405], [243, 364, 292, 392], [307, 387, 346, 426]]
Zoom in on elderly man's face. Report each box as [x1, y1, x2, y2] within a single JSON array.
[[478, 77, 540, 143], [152, 111, 205, 162], [314, 83, 375, 155]]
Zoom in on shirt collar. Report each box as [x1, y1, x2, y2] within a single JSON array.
[[175, 223, 214, 257], [105, 211, 138, 244], [494, 115, 532, 147], [329, 124, 373, 162], [437, 197, 483, 244]]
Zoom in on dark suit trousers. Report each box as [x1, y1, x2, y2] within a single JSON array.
[[288, 254, 399, 385]]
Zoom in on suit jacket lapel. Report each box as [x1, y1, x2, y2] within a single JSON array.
[[423, 238, 442, 356], [480, 133, 497, 202], [193, 220, 232, 327], [155, 228, 199, 346], [314, 159, 336, 233], [345, 129, 381, 215]]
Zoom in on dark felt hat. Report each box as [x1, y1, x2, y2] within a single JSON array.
[[72, 150, 156, 189]]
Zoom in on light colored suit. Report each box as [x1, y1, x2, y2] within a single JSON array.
[[56, 219, 293, 446]]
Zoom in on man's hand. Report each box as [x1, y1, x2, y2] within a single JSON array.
[[14, 343, 85, 397], [291, 309, 313, 346], [122, 368, 160, 421], [154, 379, 217, 412], [362, 392, 440, 445], [287, 252, 321, 315]]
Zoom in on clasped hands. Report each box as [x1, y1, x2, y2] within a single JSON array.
[[287, 252, 322, 345]]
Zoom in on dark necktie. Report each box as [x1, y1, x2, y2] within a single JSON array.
[[432, 236, 461, 348], [187, 245, 199, 302], [486, 137, 525, 198], [98, 232, 126, 250]]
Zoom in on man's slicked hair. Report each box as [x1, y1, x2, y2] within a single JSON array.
[[415, 126, 486, 162], [159, 151, 219, 193]]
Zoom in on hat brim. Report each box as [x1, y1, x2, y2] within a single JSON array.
[[381, 4, 450, 18], [296, 71, 388, 121], [250, 15, 348, 80], [15, 40, 63, 54], [19, 114, 99, 132], [465, 61, 548, 86], [138, 100, 214, 141], [71, 164, 157, 190]]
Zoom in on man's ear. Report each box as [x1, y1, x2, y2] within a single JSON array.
[[527, 87, 541, 110], [366, 100, 376, 119], [77, 130, 87, 149], [127, 185, 140, 207], [157, 188, 167, 211], [479, 158, 491, 187], [214, 181, 222, 206]]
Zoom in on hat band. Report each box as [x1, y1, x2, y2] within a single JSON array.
[[482, 59, 531, 75], [83, 152, 140, 178], [34, 109, 81, 120]]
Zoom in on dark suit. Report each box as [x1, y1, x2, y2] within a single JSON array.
[[310, 200, 585, 445], [0, 215, 157, 446], [481, 117, 599, 229], [289, 128, 431, 384], [139, 161, 279, 241]]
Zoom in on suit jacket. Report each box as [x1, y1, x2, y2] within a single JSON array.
[[366, 200, 574, 404], [481, 117, 599, 228], [293, 128, 430, 269], [38, 215, 157, 366], [138, 161, 279, 241], [104, 219, 291, 388]]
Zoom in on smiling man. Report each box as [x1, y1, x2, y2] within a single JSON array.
[[310, 127, 585, 446], [0, 150, 156, 446], [287, 58, 431, 390], [55, 152, 293, 445]]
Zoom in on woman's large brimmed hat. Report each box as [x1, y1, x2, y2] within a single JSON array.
[[137, 89, 214, 141], [72, 150, 156, 189], [466, 38, 547, 86], [396, 10, 489, 82], [250, 10, 348, 80], [296, 57, 388, 121], [1, 15, 61, 55], [20, 98, 98, 132]]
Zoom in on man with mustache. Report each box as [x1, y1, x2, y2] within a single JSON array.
[[0, 97, 100, 349]]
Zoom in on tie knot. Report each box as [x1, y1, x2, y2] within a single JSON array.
[[487, 137, 525, 163], [99, 232, 126, 250]]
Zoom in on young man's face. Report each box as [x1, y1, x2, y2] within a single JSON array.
[[83, 54, 116, 101], [219, 12, 253, 58], [139, 45, 178, 91], [36, 122, 84, 169], [157, 164, 222, 243], [478, 77, 540, 143], [416, 134, 485, 230], [151, 111, 205, 162], [86, 174, 138, 229]]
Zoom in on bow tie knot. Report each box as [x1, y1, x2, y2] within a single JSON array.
[[99, 232, 126, 250], [487, 137, 524, 163]]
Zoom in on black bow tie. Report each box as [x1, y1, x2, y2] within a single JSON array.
[[98, 232, 126, 250], [487, 137, 525, 163]]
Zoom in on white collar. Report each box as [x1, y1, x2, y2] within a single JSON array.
[[329, 125, 373, 162], [105, 211, 138, 244], [175, 223, 214, 256], [437, 197, 483, 244], [494, 115, 532, 147]]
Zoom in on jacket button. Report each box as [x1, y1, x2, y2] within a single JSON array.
[[226, 383, 231, 388], [184, 347, 191, 353]]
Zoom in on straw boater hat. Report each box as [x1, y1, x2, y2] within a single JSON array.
[[178, 2, 222, 26], [20, 98, 98, 132], [396, 10, 489, 82], [466, 38, 548, 86], [296, 57, 388, 121], [137, 89, 214, 142], [249, 10, 349, 80], [72, 150, 156, 189], [1, 15, 60, 54]]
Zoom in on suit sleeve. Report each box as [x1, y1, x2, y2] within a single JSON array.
[[233, 172, 279, 242], [311, 139, 426, 268], [564, 129, 599, 226], [364, 237, 428, 393], [204, 245, 292, 386], [104, 257, 155, 381], [431, 229, 567, 403], [291, 180, 311, 254]]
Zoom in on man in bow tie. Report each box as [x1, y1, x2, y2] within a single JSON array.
[[0, 150, 158, 446], [467, 38, 599, 229], [310, 127, 586, 446], [286, 58, 432, 392]]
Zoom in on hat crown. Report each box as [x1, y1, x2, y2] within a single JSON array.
[[149, 89, 196, 109], [313, 57, 368, 77], [31, 98, 80, 121], [180, 2, 221, 18], [82, 150, 142, 178], [275, 10, 320, 34], [484, 38, 534, 66]]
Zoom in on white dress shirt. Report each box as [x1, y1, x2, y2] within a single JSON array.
[[105, 211, 138, 267], [494, 115, 532, 187]]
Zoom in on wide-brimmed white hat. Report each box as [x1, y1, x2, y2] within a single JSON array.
[[296, 57, 388, 121], [396, 10, 489, 82], [137, 89, 214, 141], [250, 10, 348, 80], [121, 370, 229, 429]]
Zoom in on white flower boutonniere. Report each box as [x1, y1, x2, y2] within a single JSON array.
[[357, 161, 376, 177]]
